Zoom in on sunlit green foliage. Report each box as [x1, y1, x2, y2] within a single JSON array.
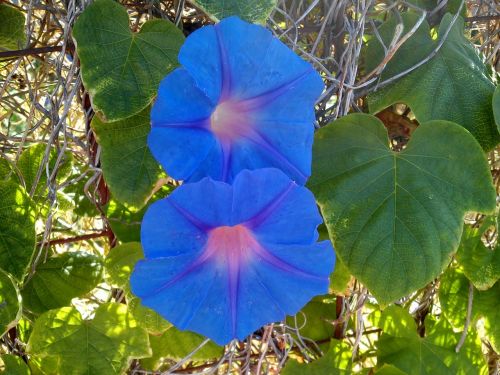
[[0, 180, 36, 279], [21, 252, 103, 314], [27, 303, 151, 374], [0, 270, 21, 336]]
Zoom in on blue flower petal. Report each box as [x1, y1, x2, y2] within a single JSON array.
[[229, 127, 311, 185], [249, 184, 323, 245], [148, 127, 215, 181], [214, 16, 320, 100], [132, 169, 335, 345], [257, 241, 334, 280], [140, 199, 207, 259], [183, 143, 225, 182], [228, 168, 290, 221], [212, 17, 274, 100], [149, 17, 324, 184], [180, 262, 234, 344], [231, 168, 321, 244], [226, 63, 323, 183], [131, 256, 227, 336], [149, 68, 217, 180], [178, 26, 222, 105], [151, 68, 214, 124], [246, 240, 333, 314], [230, 265, 288, 339], [168, 177, 233, 228]]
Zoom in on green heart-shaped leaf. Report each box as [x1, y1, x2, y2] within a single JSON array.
[[0, 180, 36, 280], [73, 0, 184, 121], [285, 295, 336, 343], [366, 13, 499, 151], [105, 185, 173, 243], [27, 303, 151, 375], [22, 251, 103, 314], [0, 159, 11, 180], [375, 365, 408, 375], [17, 144, 73, 198], [105, 242, 144, 289], [438, 267, 470, 329], [106, 200, 145, 243], [92, 107, 162, 207], [474, 282, 500, 353], [309, 113, 495, 304]]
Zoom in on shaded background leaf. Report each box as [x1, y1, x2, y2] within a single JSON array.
[[456, 216, 500, 290], [494, 85, 500, 132], [17, 144, 73, 199], [105, 242, 170, 335], [286, 295, 336, 345], [282, 340, 352, 375], [375, 306, 486, 374]]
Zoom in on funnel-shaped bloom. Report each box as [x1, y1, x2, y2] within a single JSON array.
[[131, 168, 334, 345], [149, 17, 324, 185]]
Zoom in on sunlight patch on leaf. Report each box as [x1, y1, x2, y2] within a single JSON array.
[[27, 303, 151, 375], [0, 180, 36, 280], [22, 252, 103, 315]]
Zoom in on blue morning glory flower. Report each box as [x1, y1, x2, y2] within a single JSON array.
[[149, 16, 324, 185], [130, 168, 335, 345]]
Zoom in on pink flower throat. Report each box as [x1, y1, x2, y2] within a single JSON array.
[[205, 224, 257, 263], [210, 101, 252, 142]]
